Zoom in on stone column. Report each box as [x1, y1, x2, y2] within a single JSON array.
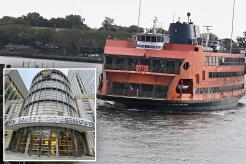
[[25, 133, 31, 154], [5, 131, 14, 149], [85, 132, 95, 156]]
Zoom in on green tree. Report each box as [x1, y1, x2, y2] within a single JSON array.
[[102, 17, 115, 31], [50, 17, 66, 28], [33, 28, 55, 47], [23, 12, 50, 27], [65, 14, 85, 28], [201, 33, 219, 42], [220, 38, 236, 50], [127, 25, 144, 33], [236, 32, 246, 48], [0, 16, 16, 24]]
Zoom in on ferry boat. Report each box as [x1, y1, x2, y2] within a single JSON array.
[[97, 15, 245, 112]]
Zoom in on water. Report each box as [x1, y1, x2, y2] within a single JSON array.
[[96, 102, 246, 164], [0, 56, 102, 70], [1, 56, 246, 164]]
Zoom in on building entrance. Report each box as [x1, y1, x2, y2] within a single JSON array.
[[12, 127, 86, 157]]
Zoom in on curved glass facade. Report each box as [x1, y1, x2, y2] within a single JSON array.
[[9, 69, 92, 158], [22, 70, 77, 117]]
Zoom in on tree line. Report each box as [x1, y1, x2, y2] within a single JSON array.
[[0, 13, 146, 32], [0, 13, 148, 54]]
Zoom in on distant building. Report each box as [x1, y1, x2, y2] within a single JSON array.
[[4, 44, 38, 55], [4, 69, 28, 150], [68, 70, 95, 156], [68, 70, 95, 96], [0, 64, 5, 105]]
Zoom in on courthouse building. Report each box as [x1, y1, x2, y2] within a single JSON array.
[[4, 69, 95, 158]]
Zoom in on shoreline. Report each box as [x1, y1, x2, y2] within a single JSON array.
[[0, 53, 103, 64]]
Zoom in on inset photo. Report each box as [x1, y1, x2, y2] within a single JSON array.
[[3, 68, 96, 162]]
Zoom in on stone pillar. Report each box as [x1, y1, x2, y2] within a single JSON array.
[[56, 131, 59, 157], [85, 132, 95, 156], [5, 131, 14, 149], [25, 133, 31, 154]]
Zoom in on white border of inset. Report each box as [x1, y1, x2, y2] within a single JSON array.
[[3, 68, 97, 162]]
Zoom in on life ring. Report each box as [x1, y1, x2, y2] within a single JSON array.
[[136, 65, 142, 71], [143, 66, 149, 72]]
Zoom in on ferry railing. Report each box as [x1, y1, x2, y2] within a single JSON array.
[[111, 89, 125, 95], [128, 65, 136, 71], [105, 64, 113, 69], [140, 90, 153, 97], [115, 64, 125, 70], [105, 64, 180, 74], [110, 86, 168, 99], [152, 67, 179, 74], [154, 92, 167, 98]]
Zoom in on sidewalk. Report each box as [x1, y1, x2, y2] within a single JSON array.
[[4, 150, 95, 161]]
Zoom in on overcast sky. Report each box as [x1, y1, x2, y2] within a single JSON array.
[[0, 0, 245, 39]]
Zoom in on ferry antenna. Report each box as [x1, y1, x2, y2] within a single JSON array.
[[203, 26, 212, 47], [173, 12, 175, 23], [137, 0, 142, 32], [230, 0, 236, 54]]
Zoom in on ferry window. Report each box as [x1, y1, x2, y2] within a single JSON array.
[[155, 85, 168, 98], [128, 58, 136, 70], [140, 58, 150, 65], [225, 58, 229, 64], [215, 57, 219, 65], [205, 57, 209, 65], [106, 56, 113, 65], [202, 71, 205, 80], [195, 74, 199, 84], [142, 84, 153, 97], [152, 59, 161, 72], [115, 57, 124, 63], [218, 57, 222, 65], [166, 61, 175, 68], [137, 35, 141, 41], [161, 37, 164, 42], [113, 82, 125, 90], [208, 57, 212, 65], [128, 58, 135, 66], [141, 35, 145, 41], [221, 57, 225, 65], [115, 57, 125, 69], [212, 57, 216, 66], [157, 37, 161, 42], [215, 72, 219, 78], [151, 36, 157, 42], [146, 36, 150, 42]]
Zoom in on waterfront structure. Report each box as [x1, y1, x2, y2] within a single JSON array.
[[0, 64, 4, 117], [97, 14, 245, 111], [4, 69, 29, 150], [68, 70, 95, 156], [4, 69, 95, 159]]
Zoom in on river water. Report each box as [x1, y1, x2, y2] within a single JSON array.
[[1, 56, 246, 164]]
